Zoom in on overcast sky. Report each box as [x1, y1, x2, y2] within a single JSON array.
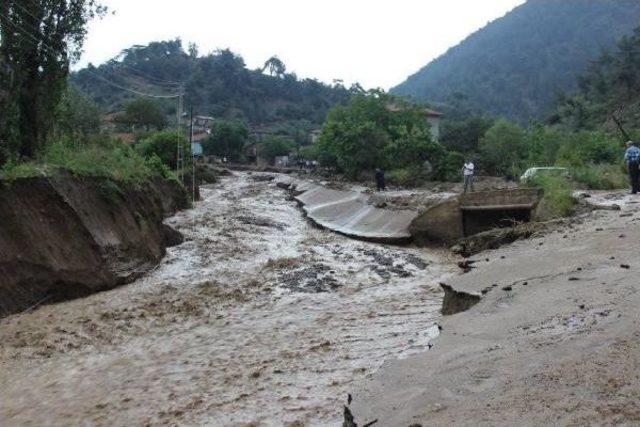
[[78, 0, 525, 90]]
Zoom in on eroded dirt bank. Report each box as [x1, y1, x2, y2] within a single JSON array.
[[0, 173, 187, 317], [0, 172, 456, 426], [350, 192, 640, 426]]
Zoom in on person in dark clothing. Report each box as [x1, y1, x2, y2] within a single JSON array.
[[624, 141, 640, 194], [375, 168, 386, 191]]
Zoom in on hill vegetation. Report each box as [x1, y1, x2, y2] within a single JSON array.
[[71, 40, 353, 141], [392, 0, 640, 122], [556, 26, 640, 133]]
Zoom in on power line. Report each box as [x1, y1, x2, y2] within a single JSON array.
[[111, 64, 183, 88], [2, 5, 190, 191], [0, 10, 182, 99], [10, 2, 184, 88]]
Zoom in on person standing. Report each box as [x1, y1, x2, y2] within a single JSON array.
[[624, 141, 640, 194], [375, 168, 386, 192], [462, 160, 475, 193]]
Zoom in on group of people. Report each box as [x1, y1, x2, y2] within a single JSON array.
[[297, 159, 318, 172], [371, 141, 640, 195]]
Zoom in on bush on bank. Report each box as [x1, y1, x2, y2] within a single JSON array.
[[1, 136, 176, 184], [525, 174, 576, 219], [571, 163, 627, 190]]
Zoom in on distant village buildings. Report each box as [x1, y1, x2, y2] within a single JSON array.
[[190, 115, 215, 156], [309, 129, 322, 145]]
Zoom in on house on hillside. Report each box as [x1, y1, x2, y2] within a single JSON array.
[[309, 129, 322, 144], [188, 116, 215, 157], [193, 115, 215, 132], [422, 107, 443, 142], [387, 104, 443, 142]]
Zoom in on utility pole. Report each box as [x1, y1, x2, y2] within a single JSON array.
[[176, 85, 185, 184]]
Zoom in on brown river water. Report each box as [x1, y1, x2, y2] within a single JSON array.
[[0, 172, 456, 426]]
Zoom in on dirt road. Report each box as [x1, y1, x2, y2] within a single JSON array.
[[0, 172, 455, 426]]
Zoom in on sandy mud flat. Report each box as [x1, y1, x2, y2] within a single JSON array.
[[350, 191, 640, 426], [0, 172, 456, 426]]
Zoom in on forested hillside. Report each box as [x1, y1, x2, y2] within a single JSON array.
[[71, 40, 351, 136], [556, 26, 640, 133], [392, 0, 640, 122]]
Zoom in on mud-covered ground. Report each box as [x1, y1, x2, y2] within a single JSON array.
[[350, 191, 640, 426], [0, 172, 456, 426]]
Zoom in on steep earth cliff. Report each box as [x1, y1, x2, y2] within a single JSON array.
[[0, 173, 188, 316]]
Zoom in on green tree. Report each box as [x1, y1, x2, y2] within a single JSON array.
[[440, 115, 494, 153], [258, 135, 295, 163], [555, 130, 621, 166], [524, 124, 563, 166], [0, 0, 105, 159], [70, 42, 351, 138], [479, 119, 527, 177], [117, 98, 166, 131], [558, 25, 640, 130], [317, 92, 449, 180], [55, 86, 102, 139], [137, 131, 188, 169], [201, 120, 248, 161], [262, 56, 286, 77]]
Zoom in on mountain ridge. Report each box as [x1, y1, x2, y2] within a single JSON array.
[[392, 0, 640, 121]]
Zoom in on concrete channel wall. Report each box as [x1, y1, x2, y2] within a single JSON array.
[[410, 188, 543, 245], [278, 178, 417, 244], [278, 178, 543, 247]]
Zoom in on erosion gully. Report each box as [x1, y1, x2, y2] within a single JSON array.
[[0, 172, 456, 426]]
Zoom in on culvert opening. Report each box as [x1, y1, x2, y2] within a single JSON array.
[[461, 205, 533, 237]]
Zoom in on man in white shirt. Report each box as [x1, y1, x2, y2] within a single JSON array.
[[462, 160, 475, 193]]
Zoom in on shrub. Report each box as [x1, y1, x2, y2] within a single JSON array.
[[115, 98, 167, 131], [137, 131, 188, 169], [435, 151, 465, 182], [386, 166, 426, 187], [258, 136, 296, 163], [555, 131, 621, 166], [479, 119, 527, 178], [201, 120, 248, 161], [0, 136, 176, 185], [525, 174, 575, 219], [0, 158, 43, 182], [298, 144, 320, 160], [43, 137, 162, 183], [572, 163, 627, 190]]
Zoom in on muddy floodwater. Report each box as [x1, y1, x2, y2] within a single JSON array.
[[0, 172, 456, 426]]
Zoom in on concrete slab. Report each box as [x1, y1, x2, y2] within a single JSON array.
[[290, 180, 417, 243]]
